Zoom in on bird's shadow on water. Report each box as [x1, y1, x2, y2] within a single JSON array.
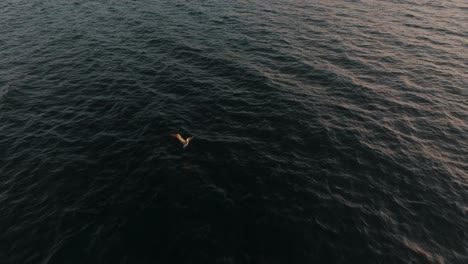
[[162, 136, 197, 175]]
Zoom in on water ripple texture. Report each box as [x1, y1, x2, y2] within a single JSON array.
[[0, 0, 467, 263]]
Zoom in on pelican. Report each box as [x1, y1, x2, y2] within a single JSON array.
[[171, 134, 194, 148]]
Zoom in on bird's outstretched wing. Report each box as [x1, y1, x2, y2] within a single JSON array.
[[171, 134, 186, 144], [186, 136, 193, 144]]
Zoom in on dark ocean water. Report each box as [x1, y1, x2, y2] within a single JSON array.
[[1, 0, 467, 263]]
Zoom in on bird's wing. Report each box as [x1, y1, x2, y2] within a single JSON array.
[[171, 134, 186, 143], [186, 136, 193, 143]]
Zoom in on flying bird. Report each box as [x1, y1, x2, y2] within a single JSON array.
[[171, 134, 194, 148]]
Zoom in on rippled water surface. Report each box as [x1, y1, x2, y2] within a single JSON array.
[[1, 0, 467, 263]]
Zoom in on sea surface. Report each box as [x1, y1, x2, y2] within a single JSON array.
[[1, 0, 467, 263]]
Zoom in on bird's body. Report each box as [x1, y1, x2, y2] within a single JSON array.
[[171, 134, 193, 148]]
